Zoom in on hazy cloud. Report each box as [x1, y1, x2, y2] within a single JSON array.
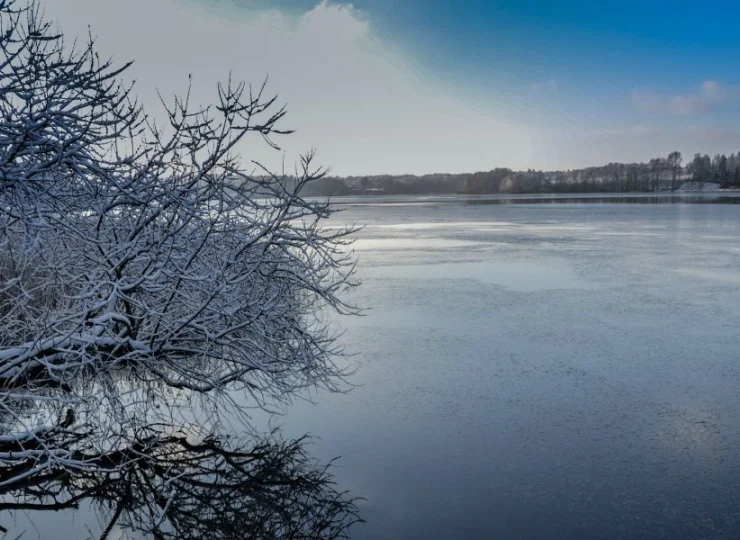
[[631, 80, 729, 115], [34, 0, 740, 174], [41, 0, 534, 175], [529, 121, 740, 172]]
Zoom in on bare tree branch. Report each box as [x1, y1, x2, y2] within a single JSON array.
[[0, 1, 361, 537]]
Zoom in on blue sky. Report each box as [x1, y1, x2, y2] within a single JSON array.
[[243, 0, 740, 111], [305, 0, 740, 81], [221, 1, 740, 76], [47, 0, 740, 174]]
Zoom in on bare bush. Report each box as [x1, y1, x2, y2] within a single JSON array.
[[0, 0, 359, 536]]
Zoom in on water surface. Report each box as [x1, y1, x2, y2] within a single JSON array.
[[279, 193, 740, 540], [8, 193, 740, 539]]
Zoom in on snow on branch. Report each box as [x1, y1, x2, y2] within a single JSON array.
[[0, 1, 360, 536]]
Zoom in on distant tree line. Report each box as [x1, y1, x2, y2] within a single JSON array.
[[299, 151, 740, 196]]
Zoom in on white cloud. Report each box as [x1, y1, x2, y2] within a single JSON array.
[[40, 0, 737, 174], [631, 80, 729, 116], [40, 0, 534, 175]]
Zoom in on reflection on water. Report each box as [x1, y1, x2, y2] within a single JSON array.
[[329, 192, 740, 207], [0, 431, 358, 540], [276, 195, 740, 540], [364, 260, 593, 292], [675, 267, 740, 284], [14, 194, 740, 539], [462, 194, 740, 205]]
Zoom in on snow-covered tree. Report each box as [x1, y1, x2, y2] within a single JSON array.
[[0, 0, 359, 536]]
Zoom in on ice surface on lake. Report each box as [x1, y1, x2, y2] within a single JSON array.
[[15, 194, 740, 539], [279, 194, 740, 540]]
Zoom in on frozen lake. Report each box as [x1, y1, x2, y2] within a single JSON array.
[[277, 193, 740, 540], [9, 193, 740, 539]]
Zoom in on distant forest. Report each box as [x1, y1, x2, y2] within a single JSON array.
[[300, 151, 740, 196]]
